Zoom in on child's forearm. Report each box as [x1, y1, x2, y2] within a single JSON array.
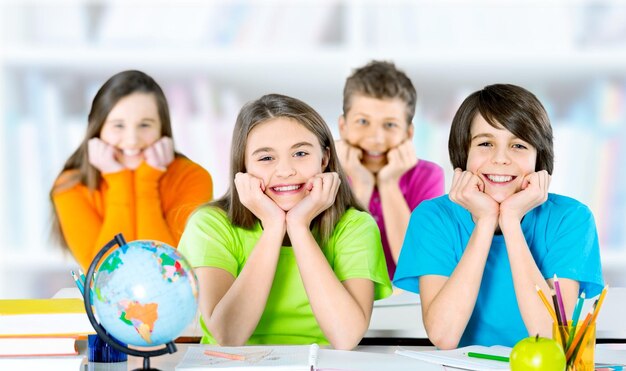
[[289, 225, 372, 350], [502, 222, 577, 338], [204, 227, 283, 346], [422, 217, 496, 349]]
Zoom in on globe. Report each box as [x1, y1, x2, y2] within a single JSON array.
[[91, 239, 198, 347]]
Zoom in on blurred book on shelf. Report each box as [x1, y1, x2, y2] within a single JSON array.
[[0, 355, 85, 371], [0, 298, 94, 337], [0, 336, 79, 357]]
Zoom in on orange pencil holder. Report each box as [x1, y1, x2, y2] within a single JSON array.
[[553, 322, 596, 371]]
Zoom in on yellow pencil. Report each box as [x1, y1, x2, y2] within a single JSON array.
[[589, 285, 608, 324], [535, 285, 558, 323]]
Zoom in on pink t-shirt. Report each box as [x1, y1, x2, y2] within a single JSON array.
[[369, 160, 445, 279]]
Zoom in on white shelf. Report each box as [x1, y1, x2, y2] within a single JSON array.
[[2, 46, 349, 69], [6, 46, 626, 72]]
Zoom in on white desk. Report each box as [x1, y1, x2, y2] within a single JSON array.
[[82, 343, 625, 370], [94, 344, 439, 370]]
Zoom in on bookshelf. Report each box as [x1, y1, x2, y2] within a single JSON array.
[[1, 0, 626, 299]]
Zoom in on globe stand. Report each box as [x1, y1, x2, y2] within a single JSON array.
[[83, 233, 178, 371]]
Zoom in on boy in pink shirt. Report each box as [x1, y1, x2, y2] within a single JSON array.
[[337, 61, 444, 278]]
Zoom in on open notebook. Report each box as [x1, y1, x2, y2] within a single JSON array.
[[176, 344, 445, 370], [396, 345, 512, 371]]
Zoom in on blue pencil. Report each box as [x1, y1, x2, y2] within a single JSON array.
[[566, 292, 585, 349], [70, 270, 85, 296], [78, 269, 86, 286]]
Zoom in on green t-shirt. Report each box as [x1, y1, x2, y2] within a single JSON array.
[[178, 206, 392, 345]]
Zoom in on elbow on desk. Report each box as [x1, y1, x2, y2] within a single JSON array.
[[211, 332, 247, 347], [326, 316, 370, 350], [425, 326, 460, 350], [205, 323, 248, 347], [329, 336, 360, 351]]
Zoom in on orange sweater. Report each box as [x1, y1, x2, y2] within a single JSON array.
[[52, 157, 213, 270]]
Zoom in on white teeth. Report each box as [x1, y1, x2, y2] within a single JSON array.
[[123, 149, 141, 156], [273, 185, 301, 192], [487, 175, 512, 183]]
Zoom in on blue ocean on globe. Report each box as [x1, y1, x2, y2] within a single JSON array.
[[92, 240, 198, 347]]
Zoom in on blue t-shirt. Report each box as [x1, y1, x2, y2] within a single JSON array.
[[393, 194, 604, 347]]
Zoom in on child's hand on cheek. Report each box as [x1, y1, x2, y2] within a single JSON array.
[[286, 172, 340, 229], [234, 172, 285, 230], [449, 168, 499, 222], [144, 137, 174, 171], [88, 138, 124, 174], [335, 140, 375, 188], [499, 170, 550, 224], [377, 140, 418, 184]]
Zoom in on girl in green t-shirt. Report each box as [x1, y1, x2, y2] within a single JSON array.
[[179, 94, 392, 350]]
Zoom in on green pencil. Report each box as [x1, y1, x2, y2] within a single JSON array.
[[467, 352, 510, 362]]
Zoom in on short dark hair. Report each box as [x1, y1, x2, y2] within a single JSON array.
[[343, 60, 417, 124], [448, 84, 554, 174]]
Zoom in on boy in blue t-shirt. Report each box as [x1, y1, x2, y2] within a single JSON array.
[[393, 84, 604, 348]]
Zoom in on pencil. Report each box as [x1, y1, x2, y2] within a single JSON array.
[[566, 292, 586, 349], [553, 274, 568, 325], [535, 285, 558, 324], [78, 269, 86, 286], [589, 285, 608, 324], [571, 321, 595, 366], [565, 309, 593, 361], [551, 289, 568, 349], [204, 349, 246, 361], [70, 270, 85, 296], [467, 352, 509, 362]]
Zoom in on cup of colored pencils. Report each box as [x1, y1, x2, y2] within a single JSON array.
[[536, 279, 608, 371]]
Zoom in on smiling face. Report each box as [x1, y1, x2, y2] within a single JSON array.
[[99, 92, 162, 169], [339, 94, 413, 173], [245, 117, 329, 211], [467, 114, 537, 203]]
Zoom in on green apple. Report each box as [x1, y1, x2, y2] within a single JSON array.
[[510, 334, 566, 371]]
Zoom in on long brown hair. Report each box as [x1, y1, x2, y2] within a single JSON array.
[[212, 93, 363, 246], [50, 70, 176, 248]]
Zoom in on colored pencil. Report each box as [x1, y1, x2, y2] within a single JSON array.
[[571, 322, 595, 366], [553, 274, 568, 325], [467, 352, 509, 362], [551, 289, 568, 349], [70, 270, 84, 296], [78, 269, 86, 286], [535, 285, 558, 324], [565, 309, 593, 361], [204, 349, 246, 361], [590, 285, 608, 324], [566, 292, 586, 349]]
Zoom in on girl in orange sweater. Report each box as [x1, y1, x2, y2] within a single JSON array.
[[50, 70, 213, 270]]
